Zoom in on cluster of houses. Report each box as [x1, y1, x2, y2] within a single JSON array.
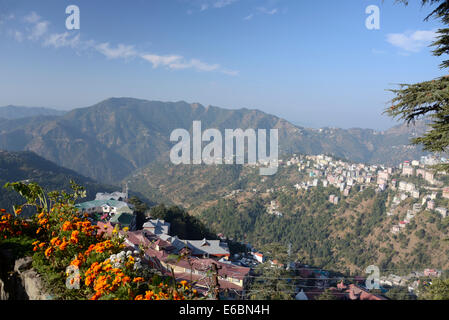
[[73, 151, 449, 300], [98, 220, 252, 299], [75, 191, 134, 224], [286, 154, 447, 197], [290, 154, 391, 195], [266, 200, 283, 217], [75, 192, 252, 299], [379, 269, 441, 294], [276, 154, 449, 232]]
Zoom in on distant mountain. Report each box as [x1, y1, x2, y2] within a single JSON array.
[[0, 150, 117, 214], [0, 105, 66, 120], [0, 98, 431, 183]]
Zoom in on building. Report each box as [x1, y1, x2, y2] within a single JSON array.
[[109, 212, 134, 228], [443, 188, 449, 200], [346, 284, 387, 301], [402, 166, 415, 176], [413, 203, 422, 213], [143, 219, 170, 235], [95, 191, 128, 201], [436, 207, 448, 218], [75, 199, 134, 216], [119, 229, 248, 298], [251, 252, 265, 263]]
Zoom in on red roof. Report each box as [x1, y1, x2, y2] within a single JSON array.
[[347, 284, 387, 301]]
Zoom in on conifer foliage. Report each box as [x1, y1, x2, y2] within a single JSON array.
[[387, 0, 449, 169]]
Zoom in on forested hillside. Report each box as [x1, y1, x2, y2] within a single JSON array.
[[129, 161, 449, 274], [0, 150, 116, 214]]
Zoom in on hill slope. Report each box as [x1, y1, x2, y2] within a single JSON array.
[[128, 161, 449, 273], [0, 150, 117, 214]]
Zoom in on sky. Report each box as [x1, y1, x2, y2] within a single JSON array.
[[0, 0, 446, 130]]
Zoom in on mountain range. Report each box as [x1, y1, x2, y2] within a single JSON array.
[[0, 98, 430, 184], [0, 105, 66, 120]]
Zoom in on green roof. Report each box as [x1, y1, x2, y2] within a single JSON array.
[[110, 212, 134, 227], [75, 199, 130, 210]]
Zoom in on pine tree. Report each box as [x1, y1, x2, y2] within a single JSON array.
[[386, 0, 449, 170]]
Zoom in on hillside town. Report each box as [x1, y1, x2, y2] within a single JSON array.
[[241, 154, 449, 226], [75, 150, 449, 300]]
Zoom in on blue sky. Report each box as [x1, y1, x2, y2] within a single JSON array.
[[0, 0, 445, 130]]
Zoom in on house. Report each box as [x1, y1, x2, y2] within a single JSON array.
[[95, 191, 128, 202], [157, 234, 231, 259], [75, 199, 133, 216], [399, 221, 408, 229], [391, 225, 400, 234], [443, 188, 449, 200], [122, 230, 249, 298], [436, 207, 448, 218], [333, 196, 339, 205], [143, 219, 170, 235], [402, 166, 415, 176], [161, 256, 251, 298], [270, 260, 285, 268], [251, 252, 265, 263], [412, 203, 422, 213], [378, 170, 389, 182], [295, 289, 308, 300], [109, 212, 134, 228], [346, 284, 387, 300], [424, 269, 440, 277]]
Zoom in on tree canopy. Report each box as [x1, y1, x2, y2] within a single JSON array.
[[386, 0, 449, 169]]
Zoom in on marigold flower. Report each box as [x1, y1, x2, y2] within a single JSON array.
[[59, 241, 68, 251], [44, 247, 53, 257], [62, 221, 72, 231]]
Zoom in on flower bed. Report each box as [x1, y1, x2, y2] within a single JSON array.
[[0, 182, 199, 300]]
